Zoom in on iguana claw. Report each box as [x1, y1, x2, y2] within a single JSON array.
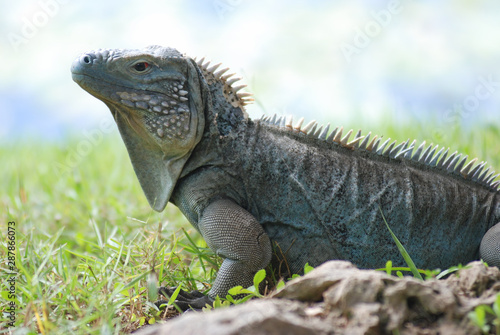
[[156, 287, 214, 311]]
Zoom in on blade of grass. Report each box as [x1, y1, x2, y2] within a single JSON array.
[[91, 218, 103, 248], [379, 207, 423, 280]]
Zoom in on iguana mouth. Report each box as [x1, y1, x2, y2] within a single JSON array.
[[72, 71, 186, 109], [73, 67, 191, 141]]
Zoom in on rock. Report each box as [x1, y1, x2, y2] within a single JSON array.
[[134, 260, 500, 335], [271, 260, 360, 301], [321, 267, 394, 308], [134, 299, 333, 335], [382, 279, 458, 330], [445, 261, 500, 299]]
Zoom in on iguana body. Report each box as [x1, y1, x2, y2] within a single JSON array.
[[71, 46, 500, 308]]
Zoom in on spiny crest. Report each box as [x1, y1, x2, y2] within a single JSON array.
[[193, 56, 254, 112], [260, 114, 500, 192]]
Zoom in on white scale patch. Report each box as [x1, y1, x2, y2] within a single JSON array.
[[116, 80, 190, 140]]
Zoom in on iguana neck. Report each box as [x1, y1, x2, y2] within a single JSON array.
[[175, 58, 250, 179], [193, 57, 252, 137]]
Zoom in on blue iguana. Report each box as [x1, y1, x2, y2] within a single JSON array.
[[71, 45, 500, 309]]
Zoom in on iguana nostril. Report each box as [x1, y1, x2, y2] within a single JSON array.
[[71, 53, 99, 77]]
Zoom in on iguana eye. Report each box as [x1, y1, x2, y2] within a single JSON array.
[[133, 62, 150, 72]]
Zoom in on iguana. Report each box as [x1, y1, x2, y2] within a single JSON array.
[[71, 45, 500, 309]]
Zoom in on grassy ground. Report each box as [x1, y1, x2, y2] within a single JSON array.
[[1, 119, 500, 334], [1, 135, 219, 334]]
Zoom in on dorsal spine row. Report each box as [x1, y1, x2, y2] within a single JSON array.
[[193, 57, 253, 111], [261, 114, 500, 192]]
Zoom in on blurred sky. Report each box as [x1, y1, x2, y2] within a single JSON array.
[[2, 0, 500, 142]]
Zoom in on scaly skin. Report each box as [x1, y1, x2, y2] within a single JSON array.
[[71, 45, 500, 309]]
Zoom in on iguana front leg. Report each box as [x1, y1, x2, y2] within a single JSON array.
[[201, 199, 272, 298], [158, 199, 272, 310], [480, 223, 500, 267]]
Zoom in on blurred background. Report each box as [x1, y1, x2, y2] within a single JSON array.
[[3, 3, 500, 331], [2, 0, 500, 144]]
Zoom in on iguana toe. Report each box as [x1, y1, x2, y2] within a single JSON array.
[[156, 287, 213, 311]]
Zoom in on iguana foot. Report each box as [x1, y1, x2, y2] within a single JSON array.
[[156, 287, 213, 311]]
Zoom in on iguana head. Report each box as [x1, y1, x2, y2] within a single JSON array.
[[71, 45, 207, 211]]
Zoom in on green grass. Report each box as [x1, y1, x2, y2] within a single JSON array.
[[1, 120, 500, 334], [1, 135, 220, 334]]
